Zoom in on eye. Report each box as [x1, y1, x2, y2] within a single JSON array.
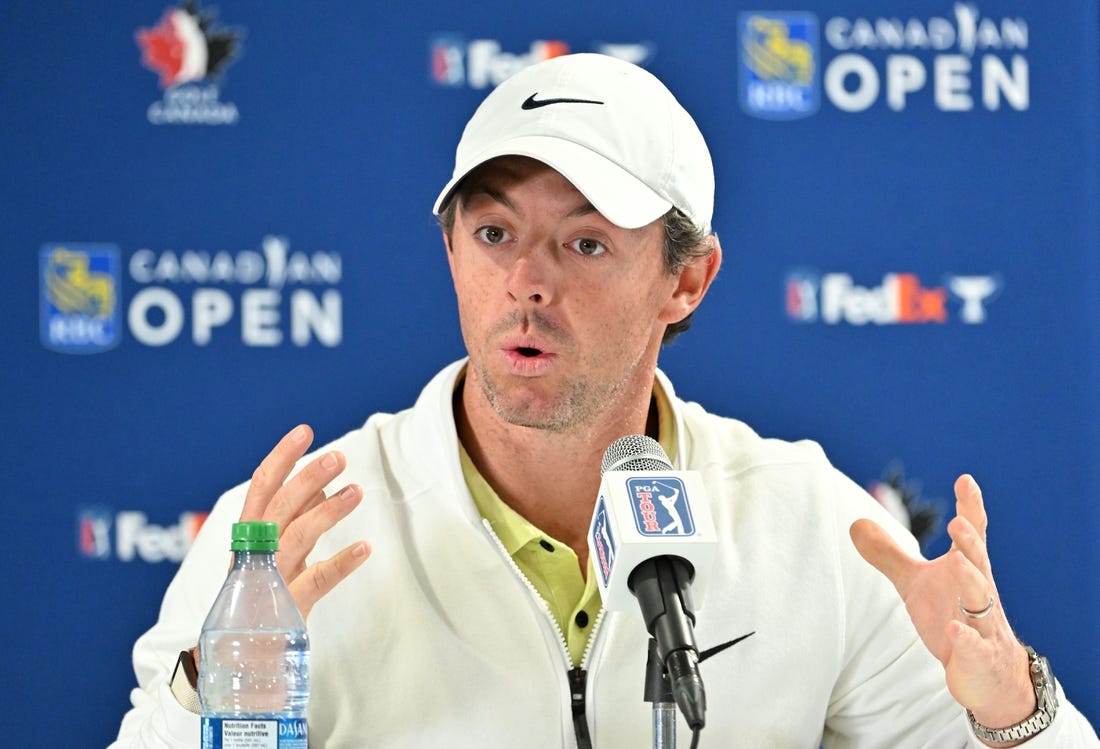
[[475, 225, 512, 245], [569, 237, 607, 257]]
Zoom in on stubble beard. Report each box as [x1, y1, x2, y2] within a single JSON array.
[[472, 311, 640, 434], [476, 357, 638, 433]]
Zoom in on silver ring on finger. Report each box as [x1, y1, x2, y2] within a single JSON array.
[[957, 595, 995, 619]]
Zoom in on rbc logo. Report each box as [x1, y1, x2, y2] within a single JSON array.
[[739, 12, 820, 120], [627, 477, 695, 537], [40, 244, 121, 353]]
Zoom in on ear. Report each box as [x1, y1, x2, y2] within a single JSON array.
[[659, 235, 723, 325], [443, 229, 457, 278]]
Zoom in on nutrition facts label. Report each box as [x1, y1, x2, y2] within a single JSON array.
[[202, 718, 307, 749]]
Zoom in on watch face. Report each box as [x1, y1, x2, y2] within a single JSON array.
[[1036, 655, 1058, 714]]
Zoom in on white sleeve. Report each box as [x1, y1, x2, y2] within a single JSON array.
[[107, 485, 247, 749], [108, 684, 200, 749]]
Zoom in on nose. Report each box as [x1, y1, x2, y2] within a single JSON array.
[[505, 242, 555, 307]]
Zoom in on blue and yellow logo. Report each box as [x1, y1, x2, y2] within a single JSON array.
[[739, 12, 819, 120], [39, 243, 121, 353]]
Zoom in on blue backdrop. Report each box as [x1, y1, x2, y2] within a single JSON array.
[[1, 1, 1096, 746]]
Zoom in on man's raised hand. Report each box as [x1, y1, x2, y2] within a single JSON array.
[[239, 424, 370, 621], [850, 475, 1035, 738]]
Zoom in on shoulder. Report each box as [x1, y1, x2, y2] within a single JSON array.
[[675, 395, 832, 482], [670, 390, 913, 551], [351, 360, 465, 485]]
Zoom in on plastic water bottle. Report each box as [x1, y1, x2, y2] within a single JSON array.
[[199, 521, 309, 749]]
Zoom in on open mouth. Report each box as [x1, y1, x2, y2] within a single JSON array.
[[501, 336, 555, 372]]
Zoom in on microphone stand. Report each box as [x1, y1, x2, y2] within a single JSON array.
[[644, 638, 677, 748]]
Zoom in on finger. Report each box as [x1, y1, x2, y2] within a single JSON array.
[[850, 519, 915, 590], [954, 474, 988, 542], [294, 486, 330, 519], [947, 549, 994, 616], [278, 483, 364, 574], [945, 617, 992, 676], [290, 541, 372, 620], [942, 616, 1026, 712], [947, 514, 993, 579], [241, 425, 314, 520], [265, 450, 347, 532]]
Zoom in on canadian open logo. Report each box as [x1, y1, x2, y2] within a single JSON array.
[[739, 4, 1029, 117], [40, 236, 343, 351]]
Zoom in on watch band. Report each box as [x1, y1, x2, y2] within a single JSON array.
[[967, 646, 1058, 744], [968, 709, 1053, 744], [170, 648, 202, 714]]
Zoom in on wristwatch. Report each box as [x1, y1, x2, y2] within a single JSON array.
[[967, 645, 1058, 743], [170, 648, 202, 714]]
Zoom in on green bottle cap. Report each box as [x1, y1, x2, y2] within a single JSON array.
[[231, 521, 279, 551]]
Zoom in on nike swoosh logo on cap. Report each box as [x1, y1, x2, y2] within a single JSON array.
[[521, 93, 605, 110]]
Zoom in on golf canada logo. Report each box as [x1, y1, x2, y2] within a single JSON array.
[[135, 1, 244, 125]]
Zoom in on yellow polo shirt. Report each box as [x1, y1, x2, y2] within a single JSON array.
[[458, 380, 677, 667]]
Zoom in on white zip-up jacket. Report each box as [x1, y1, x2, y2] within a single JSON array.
[[111, 360, 1098, 748]]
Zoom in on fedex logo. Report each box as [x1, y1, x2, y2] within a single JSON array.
[[786, 271, 1001, 325], [627, 477, 695, 537], [77, 508, 207, 562], [430, 37, 570, 89], [430, 36, 655, 89]]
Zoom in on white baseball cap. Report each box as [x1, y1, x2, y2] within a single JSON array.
[[433, 53, 714, 234]]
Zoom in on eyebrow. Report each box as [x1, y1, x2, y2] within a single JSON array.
[[459, 183, 599, 220], [460, 184, 513, 213], [564, 202, 598, 219]]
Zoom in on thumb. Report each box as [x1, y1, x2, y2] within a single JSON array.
[[850, 518, 913, 590]]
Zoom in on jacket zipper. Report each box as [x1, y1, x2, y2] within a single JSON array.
[[482, 519, 606, 749], [570, 608, 606, 749]]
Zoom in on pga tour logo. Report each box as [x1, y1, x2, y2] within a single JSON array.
[[628, 477, 695, 536], [590, 499, 617, 587]]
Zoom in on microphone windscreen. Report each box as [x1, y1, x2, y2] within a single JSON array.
[[601, 434, 673, 474]]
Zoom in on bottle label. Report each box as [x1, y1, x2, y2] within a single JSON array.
[[201, 717, 308, 749]]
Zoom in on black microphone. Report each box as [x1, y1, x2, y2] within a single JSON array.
[[588, 434, 715, 731]]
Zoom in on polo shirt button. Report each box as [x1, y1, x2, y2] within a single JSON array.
[[575, 610, 589, 628], [539, 539, 554, 552]]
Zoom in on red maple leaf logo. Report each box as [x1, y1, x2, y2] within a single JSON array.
[[136, 11, 185, 88]]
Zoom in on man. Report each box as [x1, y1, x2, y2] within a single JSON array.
[[111, 53, 1098, 748]]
